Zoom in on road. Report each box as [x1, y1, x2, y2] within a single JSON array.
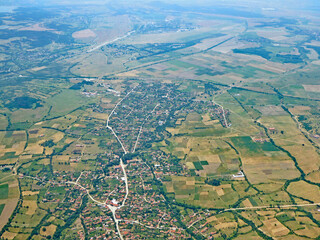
[[212, 99, 229, 128], [88, 31, 135, 53], [224, 202, 320, 212], [132, 103, 160, 153], [104, 85, 140, 239], [66, 181, 105, 205]]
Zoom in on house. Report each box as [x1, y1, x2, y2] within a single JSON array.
[[233, 171, 245, 178]]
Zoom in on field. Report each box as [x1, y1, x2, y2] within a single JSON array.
[[260, 116, 320, 174], [165, 176, 240, 208], [0, 184, 8, 199], [0, 204, 4, 215], [0, 1, 320, 239], [0, 175, 19, 231]]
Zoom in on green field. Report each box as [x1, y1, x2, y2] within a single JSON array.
[[231, 136, 261, 153], [193, 162, 204, 170], [0, 204, 4, 215], [0, 183, 9, 199], [46, 90, 91, 117]]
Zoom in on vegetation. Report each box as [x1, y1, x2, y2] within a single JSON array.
[[6, 96, 41, 109], [0, 1, 319, 239]]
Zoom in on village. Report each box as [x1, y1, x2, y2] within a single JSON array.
[[12, 81, 238, 239]]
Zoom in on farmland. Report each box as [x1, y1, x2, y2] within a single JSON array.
[[0, 0, 320, 239]]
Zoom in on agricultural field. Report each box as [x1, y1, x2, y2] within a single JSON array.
[[0, 0, 320, 239]]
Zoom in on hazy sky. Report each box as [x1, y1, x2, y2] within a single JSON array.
[[0, 0, 319, 12]]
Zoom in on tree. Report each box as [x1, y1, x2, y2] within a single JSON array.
[[205, 178, 221, 186]]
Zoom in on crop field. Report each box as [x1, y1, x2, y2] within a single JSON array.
[[287, 181, 320, 203], [0, 184, 8, 199], [261, 115, 320, 174], [0, 1, 319, 239], [0, 176, 19, 231], [165, 176, 239, 208]]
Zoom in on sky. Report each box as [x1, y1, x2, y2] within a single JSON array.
[[0, 0, 319, 12]]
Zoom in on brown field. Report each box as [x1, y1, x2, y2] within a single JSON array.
[[53, 155, 69, 162], [248, 63, 286, 73], [284, 144, 320, 174], [22, 191, 39, 196], [165, 182, 174, 193], [0, 115, 7, 129], [194, 35, 233, 51], [117, 70, 139, 77], [261, 218, 290, 237], [30, 66, 47, 72], [1, 231, 17, 240], [166, 127, 180, 135], [202, 114, 219, 125], [289, 106, 311, 115], [255, 182, 284, 192], [45, 148, 54, 155], [243, 158, 299, 184], [287, 181, 320, 203], [255, 106, 286, 116], [212, 38, 247, 53], [295, 226, 320, 239], [215, 73, 246, 84], [0, 158, 17, 165], [100, 103, 116, 109], [256, 210, 276, 217], [175, 118, 184, 125], [72, 29, 96, 39], [214, 221, 237, 230], [71, 52, 112, 76], [40, 224, 57, 236], [92, 112, 109, 120], [25, 143, 43, 155], [0, 179, 19, 230], [124, 27, 212, 44], [186, 180, 195, 185], [23, 200, 38, 215], [292, 216, 320, 238], [255, 28, 288, 39], [51, 123, 60, 128], [185, 162, 195, 169], [261, 116, 320, 174], [0, 141, 25, 157], [306, 171, 320, 183], [196, 162, 220, 177], [238, 225, 252, 234], [233, 231, 262, 239], [303, 85, 320, 93], [216, 188, 225, 196], [242, 198, 253, 208], [64, 138, 75, 144], [199, 155, 221, 163], [206, 215, 218, 223], [52, 132, 64, 143], [20, 23, 54, 32]]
